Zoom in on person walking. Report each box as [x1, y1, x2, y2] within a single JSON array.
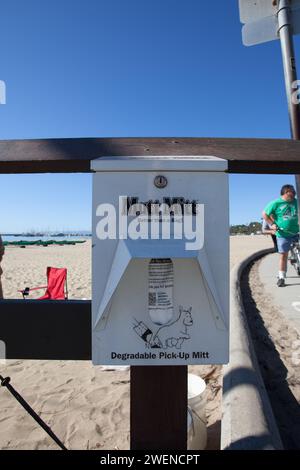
[[262, 184, 299, 287]]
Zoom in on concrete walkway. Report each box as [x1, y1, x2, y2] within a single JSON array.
[[258, 253, 300, 335]]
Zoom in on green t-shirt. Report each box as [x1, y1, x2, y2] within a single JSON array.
[[264, 197, 299, 238]]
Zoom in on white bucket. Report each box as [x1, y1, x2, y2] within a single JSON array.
[[187, 374, 207, 450]]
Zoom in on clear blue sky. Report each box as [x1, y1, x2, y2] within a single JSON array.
[[0, 0, 298, 232]]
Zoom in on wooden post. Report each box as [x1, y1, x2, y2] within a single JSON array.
[[130, 366, 187, 450]]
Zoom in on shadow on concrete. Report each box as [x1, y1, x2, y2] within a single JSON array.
[[223, 366, 266, 392], [223, 433, 277, 450]]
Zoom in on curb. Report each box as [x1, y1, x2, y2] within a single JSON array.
[[221, 248, 283, 450]]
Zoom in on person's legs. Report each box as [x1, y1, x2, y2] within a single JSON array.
[[279, 252, 288, 273]]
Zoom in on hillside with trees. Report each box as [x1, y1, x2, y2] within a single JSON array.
[[230, 221, 262, 235]]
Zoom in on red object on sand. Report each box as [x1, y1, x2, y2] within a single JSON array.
[[19, 267, 68, 300], [38, 267, 68, 300]]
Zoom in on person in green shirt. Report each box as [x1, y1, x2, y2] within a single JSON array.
[[262, 184, 299, 287]]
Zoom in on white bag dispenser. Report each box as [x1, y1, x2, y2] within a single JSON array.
[[91, 156, 229, 366]]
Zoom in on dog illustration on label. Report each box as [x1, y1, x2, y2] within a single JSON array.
[[133, 306, 193, 349]]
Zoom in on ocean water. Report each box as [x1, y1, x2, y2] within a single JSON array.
[[2, 235, 91, 242]]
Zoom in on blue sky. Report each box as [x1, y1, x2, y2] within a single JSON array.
[[0, 0, 298, 231]]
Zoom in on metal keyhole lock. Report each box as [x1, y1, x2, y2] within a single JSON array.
[[154, 175, 168, 188]]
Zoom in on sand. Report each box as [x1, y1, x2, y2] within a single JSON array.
[[0, 235, 274, 450], [1, 241, 91, 300]]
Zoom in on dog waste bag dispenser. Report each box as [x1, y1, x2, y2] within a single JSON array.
[[91, 156, 229, 366]]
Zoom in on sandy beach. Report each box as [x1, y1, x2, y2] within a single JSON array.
[[0, 235, 274, 450], [1, 241, 92, 300]]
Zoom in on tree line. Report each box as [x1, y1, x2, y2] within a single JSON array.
[[230, 221, 262, 235]]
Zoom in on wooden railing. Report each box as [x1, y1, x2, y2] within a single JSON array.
[[1, 136, 299, 449]]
